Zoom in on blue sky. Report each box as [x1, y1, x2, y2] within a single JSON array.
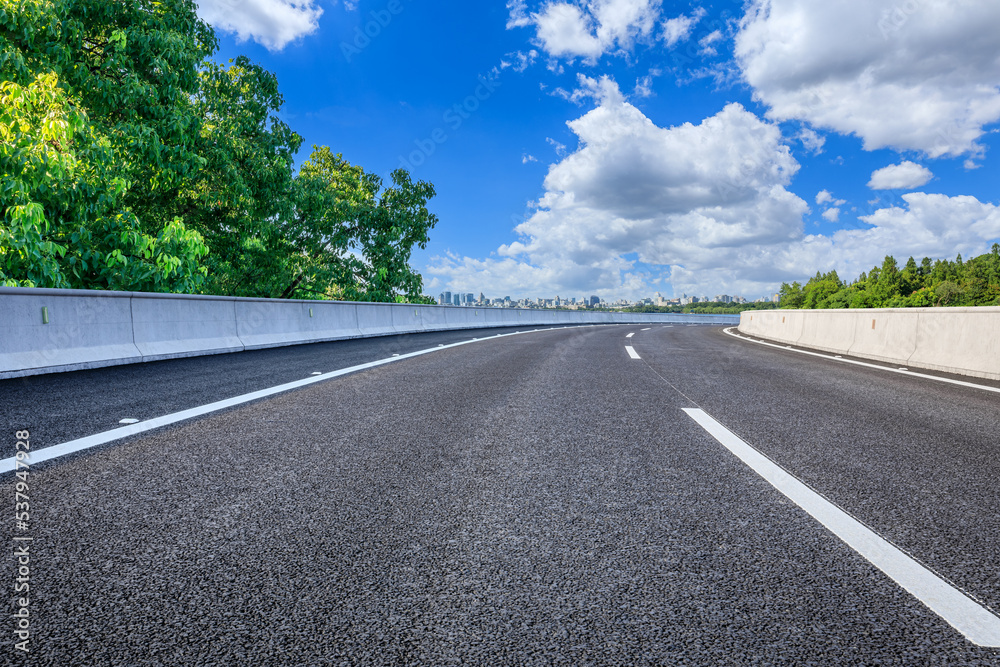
[[196, 0, 1000, 300]]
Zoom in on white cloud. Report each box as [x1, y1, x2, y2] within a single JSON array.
[[816, 190, 846, 208], [735, 0, 1000, 157], [546, 137, 568, 156], [427, 82, 812, 298], [507, 49, 539, 72], [798, 128, 825, 154], [868, 160, 934, 190], [523, 154, 539, 163], [509, 0, 661, 61], [661, 8, 706, 48], [196, 0, 323, 51], [634, 75, 653, 98], [533, 3, 604, 60], [697, 29, 723, 55], [429, 93, 1000, 297], [507, 0, 532, 28], [848, 193, 1000, 261]]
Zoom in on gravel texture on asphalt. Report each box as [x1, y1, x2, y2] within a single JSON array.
[[2, 325, 999, 665], [0, 326, 554, 459]]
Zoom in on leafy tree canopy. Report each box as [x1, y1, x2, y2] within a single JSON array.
[[1, 0, 438, 303], [779, 245, 1000, 309]]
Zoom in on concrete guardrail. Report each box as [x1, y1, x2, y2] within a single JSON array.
[[0, 287, 738, 379], [739, 307, 1000, 381]]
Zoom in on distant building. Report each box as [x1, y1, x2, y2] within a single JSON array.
[[439, 291, 452, 306]]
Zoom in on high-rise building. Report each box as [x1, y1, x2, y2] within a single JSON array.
[[440, 291, 452, 305], [589, 295, 600, 307]]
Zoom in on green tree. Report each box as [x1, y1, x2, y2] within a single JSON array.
[[277, 147, 438, 302], [0, 0, 212, 291], [779, 281, 804, 308], [178, 56, 303, 297]]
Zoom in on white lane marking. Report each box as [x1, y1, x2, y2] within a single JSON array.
[[723, 328, 1000, 396], [310, 372, 322, 376], [0, 328, 563, 474], [119, 418, 139, 425], [683, 407, 1000, 647], [641, 328, 651, 331], [626, 333, 635, 339], [626, 346, 641, 359]]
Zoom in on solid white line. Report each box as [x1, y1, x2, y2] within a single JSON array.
[[641, 328, 651, 331], [683, 407, 1000, 647], [723, 328, 1000, 395], [626, 332, 635, 339], [626, 346, 641, 359], [0, 328, 549, 474]]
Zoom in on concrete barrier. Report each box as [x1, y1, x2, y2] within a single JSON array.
[[796, 310, 858, 354], [236, 299, 362, 350], [356, 302, 398, 337], [0, 286, 739, 379], [847, 310, 918, 365], [0, 287, 141, 378], [738, 307, 1000, 381], [909, 309, 1000, 380], [391, 304, 425, 335], [131, 293, 243, 361]]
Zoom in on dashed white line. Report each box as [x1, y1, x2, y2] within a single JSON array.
[[626, 346, 641, 359], [626, 333, 635, 339], [683, 407, 1000, 647], [723, 327, 1000, 395], [641, 328, 651, 331]]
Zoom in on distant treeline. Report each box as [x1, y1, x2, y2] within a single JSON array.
[[779, 245, 1000, 309]]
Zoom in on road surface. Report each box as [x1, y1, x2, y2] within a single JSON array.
[[2, 324, 999, 664]]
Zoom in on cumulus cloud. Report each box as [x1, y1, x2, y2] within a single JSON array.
[[815, 190, 845, 207], [532, 3, 605, 59], [427, 81, 815, 298], [868, 160, 934, 190], [427, 78, 1000, 298], [197, 0, 323, 51], [523, 154, 539, 164], [735, 0, 1000, 157], [798, 128, 825, 154], [661, 7, 706, 48], [508, 0, 662, 61]]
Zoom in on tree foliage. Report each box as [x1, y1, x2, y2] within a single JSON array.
[[779, 246, 1000, 309], [278, 147, 437, 302], [1, 0, 438, 302]]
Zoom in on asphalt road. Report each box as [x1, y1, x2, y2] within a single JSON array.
[[2, 324, 999, 665]]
